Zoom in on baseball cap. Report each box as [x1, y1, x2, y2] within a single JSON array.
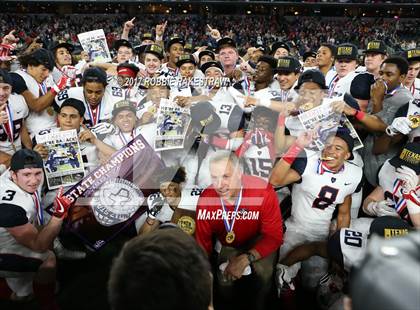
[[363, 40, 387, 55], [198, 50, 215, 61], [176, 54, 197, 67], [190, 101, 221, 134], [402, 49, 420, 63], [369, 216, 411, 239], [29, 48, 55, 71], [350, 73, 375, 100], [166, 36, 185, 51], [389, 142, 420, 175], [141, 33, 153, 42], [117, 62, 140, 78], [303, 51, 317, 62], [334, 127, 355, 154], [184, 43, 193, 53], [270, 41, 290, 55], [11, 149, 43, 171], [257, 55, 277, 70], [336, 43, 358, 61], [216, 37, 236, 52], [50, 41, 75, 54], [144, 44, 164, 60], [276, 56, 301, 73], [59, 98, 86, 117], [200, 61, 224, 74], [255, 44, 269, 54], [134, 44, 150, 55], [0, 69, 13, 86], [112, 100, 137, 117], [113, 39, 133, 51], [295, 69, 327, 89], [82, 67, 107, 86]]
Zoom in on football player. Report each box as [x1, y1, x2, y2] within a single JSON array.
[[402, 48, 420, 100]]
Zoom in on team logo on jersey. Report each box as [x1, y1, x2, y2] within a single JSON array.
[[92, 178, 145, 226], [331, 177, 336, 183], [177, 215, 196, 235]]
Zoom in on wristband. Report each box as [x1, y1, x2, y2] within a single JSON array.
[[282, 142, 303, 165], [277, 115, 286, 127], [211, 136, 229, 149], [50, 85, 60, 96], [354, 110, 365, 121]]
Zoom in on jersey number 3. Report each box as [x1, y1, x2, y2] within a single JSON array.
[[312, 186, 339, 210], [2, 190, 16, 201]]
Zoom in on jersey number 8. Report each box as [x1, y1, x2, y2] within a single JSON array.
[[312, 185, 339, 210]]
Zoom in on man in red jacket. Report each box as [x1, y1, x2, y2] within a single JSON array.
[[195, 151, 283, 310]]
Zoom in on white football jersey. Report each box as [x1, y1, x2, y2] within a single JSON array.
[[290, 151, 363, 236], [242, 144, 273, 181], [103, 123, 157, 151], [378, 160, 419, 221], [339, 228, 367, 271], [211, 88, 243, 135], [405, 78, 420, 100], [0, 94, 29, 155], [54, 86, 121, 127], [14, 70, 56, 136], [328, 71, 357, 97], [324, 67, 337, 87], [177, 187, 202, 211], [107, 77, 147, 106], [0, 177, 37, 251]]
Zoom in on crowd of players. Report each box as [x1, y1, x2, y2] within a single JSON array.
[[0, 14, 419, 310]]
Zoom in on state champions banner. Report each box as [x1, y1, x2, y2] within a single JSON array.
[[47, 135, 164, 250]]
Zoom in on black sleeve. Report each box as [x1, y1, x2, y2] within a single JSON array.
[[9, 72, 28, 95], [290, 150, 308, 176], [344, 93, 360, 110], [394, 103, 409, 118], [0, 204, 29, 227]]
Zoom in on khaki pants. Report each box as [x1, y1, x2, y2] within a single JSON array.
[[214, 245, 277, 310]]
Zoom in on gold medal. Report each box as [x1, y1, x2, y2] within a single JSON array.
[[408, 115, 420, 129], [225, 231, 235, 244], [11, 143, 16, 152], [177, 216, 196, 235]]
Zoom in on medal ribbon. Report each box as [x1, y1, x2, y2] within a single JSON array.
[[281, 89, 289, 102], [392, 179, 407, 213], [38, 82, 48, 96], [2, 104, 14, 144], [328, 74, 339, 97], [32, 191, 44, 225], [317, 159, 345, 175], [220, 187, 243, 235], [86, 103, 101, 127], [118, 130, 134, 145]]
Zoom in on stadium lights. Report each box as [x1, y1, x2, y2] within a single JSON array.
[[294, 11, 299, 15], [183, 9, 187, 14], [246, 10, 251, 14]]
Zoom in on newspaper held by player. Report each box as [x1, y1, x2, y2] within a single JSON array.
[[77, 29, 112, 63]]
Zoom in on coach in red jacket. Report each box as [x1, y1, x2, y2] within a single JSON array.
[[195, 150, 283, 310]]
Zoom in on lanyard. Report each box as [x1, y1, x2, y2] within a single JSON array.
[[2, 104, 14, 144], [328, 74, 339, 97], [220, 187, 243, 234], [32, 191, 44, 225]]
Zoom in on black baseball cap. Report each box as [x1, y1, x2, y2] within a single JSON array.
[[59, 98, 86, 117], [113, 39, 133, 51], [141, 33, 153, 42], [350, 73, 375, 100], [190, 101, 221, 134], [389, 142, 420, 175], [50, 41, 75, 54], [276, 56, 301, 73], [402, 49, 420, 63], [295, 69, 327, 89], [198, 50, 215, 61], [176, 54, 197, 67], [336, 43, 358, 61], [11, 149, 43, 171], [270, 41, 290, 55], [369, 216, 411, 238], [134, 44, 150, 55], [303, 51, 317, 62], [112, 100, 136, 117], [363, 40, 387, 55], [144, 44, 164, 60], [200, 61, 224, 74], [216, 37, 236, 52], [29, 48, 55, 71], [0, 69, 13, 86], [184, 43, 193, 53], [255, 44, 269, 54], [82, 67, 107, 86], [334, 127, 354, 154], [166, 36, 185, 51], [257, 55, 277, 70]]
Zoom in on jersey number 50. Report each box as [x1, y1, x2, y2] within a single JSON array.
[[312, 186, 339, 210]]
